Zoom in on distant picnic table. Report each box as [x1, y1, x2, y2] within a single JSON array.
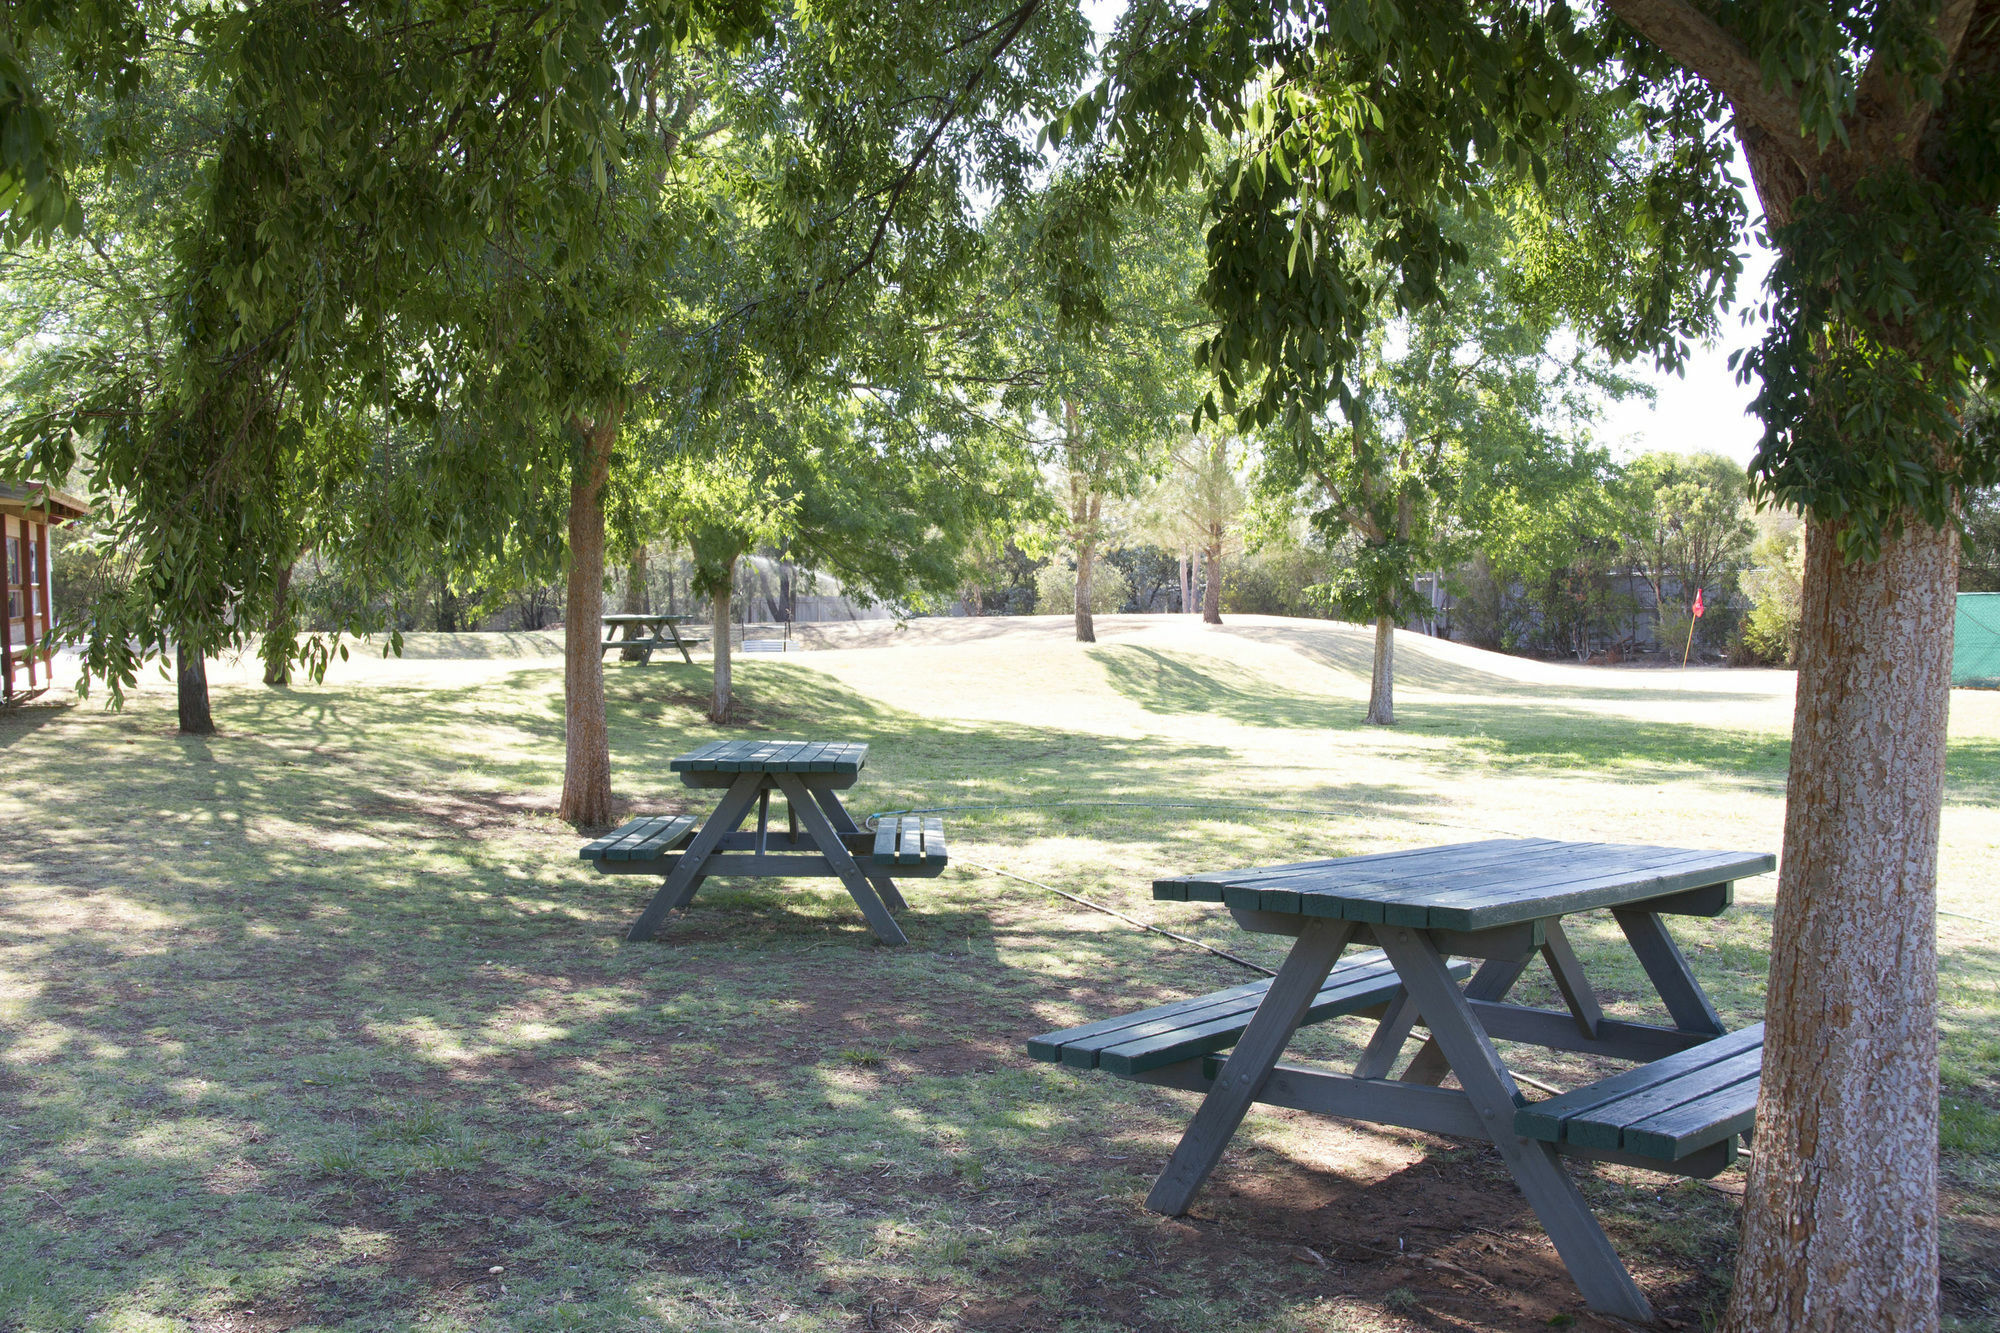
[[578, 740, 947, 945], [1031, 837, 1775, 1324], [601, 613, 703, 666]]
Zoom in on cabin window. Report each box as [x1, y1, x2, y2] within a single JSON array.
[[6, 535, 19, 620]]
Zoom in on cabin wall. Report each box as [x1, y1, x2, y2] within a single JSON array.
[[2, 513, 53, 700]]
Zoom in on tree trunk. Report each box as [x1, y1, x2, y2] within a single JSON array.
[[619, 545, 649, 663], [1365, 615, 1394, 726], [1074, 539, 1097, 642], [709, 559, 734, 723], [1722, 516, 1954, 1333], [1203, 531, 1223, 624], [261, 559, 295, 687], [557, 410, 619, 828], [177, 641, 215, 735], [1179, 553, 1190, 613]]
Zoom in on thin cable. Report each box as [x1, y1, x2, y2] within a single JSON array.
[[869, 799, 1524, 841], [952, 855, 1276, 977]]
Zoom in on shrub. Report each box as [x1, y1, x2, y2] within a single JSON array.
[[1033, 559, 1130, 615], [1740, 517, 1806, 664]]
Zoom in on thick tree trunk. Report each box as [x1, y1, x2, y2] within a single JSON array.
[[1723, 516, 1954, 1333], [1203, 534, 1223, 624], [709, 560, 734, 723], [619, 545, 649, 663], [177, 641, 214, 735], [1179, 553, 1191, 613], [261, 560, 295, 687], [1365, 615, 1394, 726], [1074, 539, 1097, 643], [557, 411, 619, 828]]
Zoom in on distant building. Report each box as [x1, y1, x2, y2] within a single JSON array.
[[2, 481, 91, 704]]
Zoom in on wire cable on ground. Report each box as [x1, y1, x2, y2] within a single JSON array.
[[952, 853, 1277, 977], [865, 799, 1522, 980]]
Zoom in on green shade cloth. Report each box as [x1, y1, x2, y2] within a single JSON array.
[[1954, 593, 2000, 687]]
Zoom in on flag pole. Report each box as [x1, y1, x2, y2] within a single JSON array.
[[1681, 615, 1696, 669]]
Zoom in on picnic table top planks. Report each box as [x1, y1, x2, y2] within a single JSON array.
[[1154, 838, 1775, 932], [670, 739, 868, 776]]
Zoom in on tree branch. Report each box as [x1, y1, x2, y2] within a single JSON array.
[[1855, 0, 1982, 164], [1602, 0, 1817, 169]]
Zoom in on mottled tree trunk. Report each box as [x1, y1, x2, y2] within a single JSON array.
[[1179, 553, 1191, 613], [1365, 616, 1393, 726], [176, 641, 214, 735], [619, 545, 649, 663], [261, 559, 295, 687], [1203, 528, 1223, 624], [1723, 516, 1954, 1333], [558, 410, 620, 828], [1074, 538, 1097, 643], [1065, 399, 1100, 644], [709, 559, 734, 724]]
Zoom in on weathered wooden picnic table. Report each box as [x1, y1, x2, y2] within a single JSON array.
[[1030, 837, 1775, 1323], [578, 740, 947, 945], [601, 613, 703, 665]]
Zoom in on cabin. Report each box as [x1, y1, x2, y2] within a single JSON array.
[[2, 481, 91, 705]]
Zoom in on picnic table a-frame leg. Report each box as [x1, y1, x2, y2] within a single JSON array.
[[627, 773, 764, 940], [1373, 924, 1655, 1324], [664, 618, 695, 665], [775, 774, 908, 945], [1145, 917, 1358, 1215], [806, 786, 910, 912]]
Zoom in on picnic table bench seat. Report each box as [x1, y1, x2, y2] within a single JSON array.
[[600, 632, 710, 649], [1516, 1021, 1763, 1166], [580, 810, 949, 877], [578, 815, 699, 863], [873, 815, 946, 869], [1028, 951, 1471, 1077]]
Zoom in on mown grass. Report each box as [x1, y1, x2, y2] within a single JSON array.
[[2, 614, 1995, 1332]]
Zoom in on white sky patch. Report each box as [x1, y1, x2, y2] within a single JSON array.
[[1599, 232, 1775, 465]]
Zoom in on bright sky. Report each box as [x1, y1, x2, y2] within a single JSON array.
[[1597, 237, 1776, 465]]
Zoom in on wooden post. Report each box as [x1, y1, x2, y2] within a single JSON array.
[[19, 520, 36, 691], [36, 512, 53, 680], [1, 518, 14, 702]]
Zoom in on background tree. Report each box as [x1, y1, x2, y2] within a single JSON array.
[[993, 183, 1207, 642], [1251, 216, 1639, 724], [1143, 433, 1246, 624], [1621, 450, 1756, 653]]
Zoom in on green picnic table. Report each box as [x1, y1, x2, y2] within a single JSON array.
[[1031, 837, 1775, 1323], [578, 740, 947, 945], [601, 613, 704, 665]]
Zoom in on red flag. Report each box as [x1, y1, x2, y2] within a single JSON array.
[[1692, 587, 1705, 618]]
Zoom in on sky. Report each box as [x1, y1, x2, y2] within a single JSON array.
[[1596, 239, 1776, 466]]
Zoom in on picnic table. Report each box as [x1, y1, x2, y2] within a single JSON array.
[[601, 613, 704, 665], [577, 740, 947, 945], [1030, 837, 1775, 1323]]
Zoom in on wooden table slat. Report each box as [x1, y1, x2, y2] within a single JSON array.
[[1175, 840, 1772, 930]]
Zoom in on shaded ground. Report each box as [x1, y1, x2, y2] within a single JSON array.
[[4, 614, 1996, 1332]]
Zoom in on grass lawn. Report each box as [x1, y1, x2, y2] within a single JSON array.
[[3, 613, 1995, 1333]]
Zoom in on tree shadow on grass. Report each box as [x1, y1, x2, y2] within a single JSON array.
[[1093, 643, 1795, 791], [1216, 621, 1764, 704]]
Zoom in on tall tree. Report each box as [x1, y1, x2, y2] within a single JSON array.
[[1144, 433, 1245, 624], [992, 182, 1208, 641], [1621, 450, 1756, 650], [1076, 2, 2000, 1322], [1250, 216, 1638, 724]]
